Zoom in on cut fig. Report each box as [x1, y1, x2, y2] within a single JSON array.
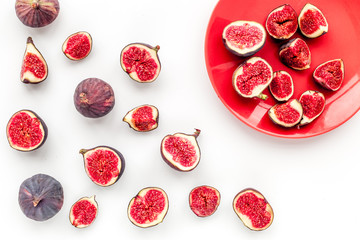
[[62, 31, 92, 61], [80, 146, 125, 187], [232, 57, 273, 100], [18, 173, 64, 221], [266, 4, 298, 40], [222, 20, 266, 57], [189, 185, 220, 217], [298, 3, 328, 38], [268, 99, 303, 127], [269, 70, 294, 101], [21, 37, 48, 84], [69, 195, 98, 228], [128, 187, 169, 228], [313, 59, 344, 91], [123, 104, 159, 132], [120, 43, 161, 83], [299, 90, 325, 126], [233, 188, 274, 231], [279, 38, 311, 70], [6, 110, 48, 152], [160, 129, 201, 172]]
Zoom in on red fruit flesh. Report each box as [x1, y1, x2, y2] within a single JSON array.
[[123, 105, 159, 132], [299, 90, 325, 125], [189, 186, 220, 217], [313, 59, 344, 91], [70, 196, 98, 228], [299, 3, 328, 38], [266, 4, 298, 40], [269, 71, 294, 101], [63, 32, 92, 60], [279, 38, 311, 70], [268, 99, 303, 127]]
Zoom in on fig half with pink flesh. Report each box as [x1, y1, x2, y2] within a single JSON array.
[[123, 104, 159, 132], [268, 99, 303, 127], [313, 59, 344, 91], [266, 4, 298, 40], [299, 90, 325, 126], [69, 195, 98, 228], [279, 38, 311, 70], [269, 70, 294, 101], [189, 185, 220, 217], [298, 3, 328, 38], [62, 31, 92, 60]]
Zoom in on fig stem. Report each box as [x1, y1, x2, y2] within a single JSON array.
[[257, 93, 268, 100], [31, 0, 40, 9], [79, 149, 88, 155], [33, 199, 40, 207], [193, 129, 201, 138], [26, 37, 34, 45], [154, 45, 160, 52]]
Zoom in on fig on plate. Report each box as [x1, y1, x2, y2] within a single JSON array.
[[15, 0, 60, 28], [123, 104, 159, 132], [62, 31, 92, 61], [313, 59, 344, 91], [21, 37, 48, 84], [222, 20, 266, 57], [74, 78, 115, 118], [298, 3, 328, 38], [279, 38, 311, 70], [120, 43, 161, 83], [69, 195, 98, 228], [233, 188, 274, 231], [232, 57, 273, 100], [80, 146, 125, 187], [269, 70, 294, 101], [6, 109, 48, 152], [18, 173, 64, 221], [189, 185, 220, 217], [268, 99, 303, 127], [161, 129, 201, 172], [266, 4, 298, 40], [128, 187, 169, 228], [299, 90, 325, 126]]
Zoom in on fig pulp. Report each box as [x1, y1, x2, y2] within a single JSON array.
[[266, 4, 298, 40], [80, 146, 125, 187], [62, 31, 92, 60], [128, 187, 169, 228], [268, 99, 303, 127], [298, 3, 328, 38], [120, 43, 161, 83], [269, 70, 294, 101], [123, 104, 159, 132], [233, 188, 274, 231], [222, 20, 266, 57], [161, 129, 201, 172], [279, 38, 311, 70], [69, 195, 98, 228], [189, 185, 220, 217], [21, 37, 48, 84], [6, 110, 48, 152], [313, 59, 344, 91], [299, 90, 325, 126], [18, 173, 64, 221]]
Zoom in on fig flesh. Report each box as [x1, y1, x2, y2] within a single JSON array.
[[80, 146, 125, 187], [21, 37, 48, 84], [298, 3, 328, 38], [161, 129, 201, 172], [62, 31, 92, 61], [313, 59, 344, 91], [279, 38, 311, 70], [266, 4, 298, 40], [189, 185, 220, 217], [123, 104, 159, 132], [268, 99, 303, 127], [222, 20, 266, 57], [299, 90, 325, 126], [120, 43, 161, 83], [269, 70, 294, 101], [69, 195, 98, 228], [233, 188, 274, 231], [128, 187, 169, 228]]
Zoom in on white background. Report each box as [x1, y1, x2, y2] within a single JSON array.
[[1, 0, 360, 239]]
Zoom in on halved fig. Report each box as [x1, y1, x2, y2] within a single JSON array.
[[233, 188, 274, 231], [313, 59, 344, 91], [62, 31, 92, 61], [269, 70, 294, 101], [232, 57, 273, 100], [120, 43, 161, 83], [279, 38, 311, 70], [268, 99, 303, 127], [21, 37, 48, 84], [6, 110, 48, 152], [299, 90, 326, 126], [123, 104, 159, 132], [128, 187, 169, 228], [160, 129, 201, 172], [298, 3, 328, 38], [222, 20, 266, 57], [189, 185, 220, 217], [266, 4, 298, 40], [69, 195, 98, 228], [79, 146, 125, 187]]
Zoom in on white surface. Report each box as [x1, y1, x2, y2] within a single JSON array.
[[1, 0, 360, 239]]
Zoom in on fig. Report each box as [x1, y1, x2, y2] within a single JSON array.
[[69, 195, 98, 228], [18, 173, 64, 221], [123, 104, 159, 132], [128, 187, 169, 228], [266, 4, 298, 40], [268, 99, 303, 127], [298, 3, 328, 38], [6, 109, 47, 152], [299, 90, 325, 126], [279, 38, 311, 70], [80, 146, 125, 187], [233, 188, 274, 231], [232, 57, 273, 100], [269, 70, 294, 101], [222, 20, 266, 57], [21, 37, 48, 84], [74, 78, 115, 118], [62, 31, 93, 61], [189, 185, 220, 217], [313, 59, 344, 91], [160, 129, 201, 172], [120, 43, 161, 83], [15, 0, 60, 28]]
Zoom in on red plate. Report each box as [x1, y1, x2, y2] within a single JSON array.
[[205, 0, 360, 138]]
